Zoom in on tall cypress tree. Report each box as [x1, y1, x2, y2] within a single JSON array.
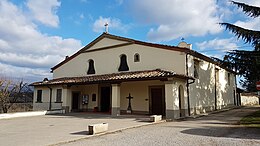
[[220, 1, 260, 91]]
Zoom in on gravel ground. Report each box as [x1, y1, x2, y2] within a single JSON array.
[[62, 107, 260, 146]]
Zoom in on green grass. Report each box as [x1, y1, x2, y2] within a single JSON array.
[[240, 110, 260, 127]]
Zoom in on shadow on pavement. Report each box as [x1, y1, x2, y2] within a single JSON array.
[[70, 130, 89, 135], [181, 126, 260, 140]]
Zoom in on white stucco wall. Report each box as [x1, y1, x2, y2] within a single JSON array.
[[53, 39, 186, 78], [33, 86, 64, 111], [33, 84, 99, 112], [167, 79, 188, 118], [216, 69, 235, 109], [88, 37, 127, 51], [187, 55, 236, 115], [241, 93, 260, 106]]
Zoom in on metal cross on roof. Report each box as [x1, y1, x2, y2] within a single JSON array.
[[104, 23, 109, 33]]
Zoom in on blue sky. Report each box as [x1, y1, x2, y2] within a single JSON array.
[[0, 0, 259, 83]]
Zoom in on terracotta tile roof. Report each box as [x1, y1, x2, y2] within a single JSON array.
[[31, 69, 194, 86]]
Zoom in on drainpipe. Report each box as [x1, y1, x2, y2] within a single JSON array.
[[214, 68, 217, 110], [186, 54, 195, 116], [47, 86, 52, 111], [234, 74, 238, 106]]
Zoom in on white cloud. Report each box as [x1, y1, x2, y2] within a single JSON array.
[[26, 0, 61, 27], [235, 18, 260, 30], [0, 63, 51, 82], [219, 0, 260, 30], [130, 0, 222, 42], [0, 0, 82, 82], [236, 0, 260, 7], [196, 38, 238, 52], [232, 1, 260, 30], [196, 38, 241, 59], [93, 16, 129, 33]]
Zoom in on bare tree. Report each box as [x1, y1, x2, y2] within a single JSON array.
[[0, 78, 28, 113]]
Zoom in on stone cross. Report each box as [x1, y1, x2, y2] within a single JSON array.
[[126, 93, 133, 114]]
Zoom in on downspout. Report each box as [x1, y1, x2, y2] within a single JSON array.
[[47, 86, 52, 111], [234, 74, 237, 106], [214, 68, 217, 110], [234, 74, 238, 106], [186, 53, 195, 116]]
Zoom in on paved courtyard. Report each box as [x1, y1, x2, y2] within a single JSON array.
[[62, 106, 260, 146], [1, 106, 260, 146], [0, 113, 153, 146]]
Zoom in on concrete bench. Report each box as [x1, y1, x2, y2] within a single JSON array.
[[88, 123, 108, 135], [150, 115, 162, 123]]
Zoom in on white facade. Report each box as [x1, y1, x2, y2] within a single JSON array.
[[32, 33, 237, 119], [53, 38, 186, 78]]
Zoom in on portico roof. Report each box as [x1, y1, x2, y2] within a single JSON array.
[[31, 69, 194, 86]]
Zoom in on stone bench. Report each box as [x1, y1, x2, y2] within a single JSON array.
[[88, 123, 108, 135], [150, 115, 162, 123]]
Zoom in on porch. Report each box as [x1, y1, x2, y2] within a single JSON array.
[[32, 69, 194, 119]]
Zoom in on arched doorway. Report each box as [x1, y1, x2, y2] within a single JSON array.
[[178, 85, 185, 117]]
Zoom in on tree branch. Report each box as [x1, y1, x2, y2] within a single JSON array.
[[232, 1, 260, 18], [220, 23, 260, 50]]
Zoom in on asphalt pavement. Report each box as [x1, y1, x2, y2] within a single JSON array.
[[62, 106, 260, 146], [1, 106, 259, 146], [0, 113, 154, 146]]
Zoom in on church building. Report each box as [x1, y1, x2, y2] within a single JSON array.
[[31, 32, 237, 119]]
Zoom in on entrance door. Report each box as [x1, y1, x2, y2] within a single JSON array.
[[72, 92, 80, 111], [100, 86, 111, 112], [150, 87, 165, 116]]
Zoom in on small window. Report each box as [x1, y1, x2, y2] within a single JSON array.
[[56, 89, 62, 102], [87, 59, 95, 74], [118, 54, 129, 71], [194, 60, 199, 78], [215, 68, 219, 83], [92, 94, 96, 101], [134, 53, 140, 62], [36, 90, 42, 102], [228, 73, 231, 85]]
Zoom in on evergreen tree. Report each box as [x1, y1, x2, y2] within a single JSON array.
[[220, 1, 260, 51], [220, 1, 260, 91]]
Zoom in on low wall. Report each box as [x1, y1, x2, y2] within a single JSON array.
[[33, 102, 62, 111], [0, 111, 47, 119], [0, 109, 65, 120], [241, 93, 260, 106]]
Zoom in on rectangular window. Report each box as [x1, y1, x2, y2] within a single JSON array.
[[56, 89, 62, 102], [92, 94, 96, 101], [36, 90, 42, 102], [194, 60, 199, 78], [228, 73, 231, 85], [215, 68, 219, 83]]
